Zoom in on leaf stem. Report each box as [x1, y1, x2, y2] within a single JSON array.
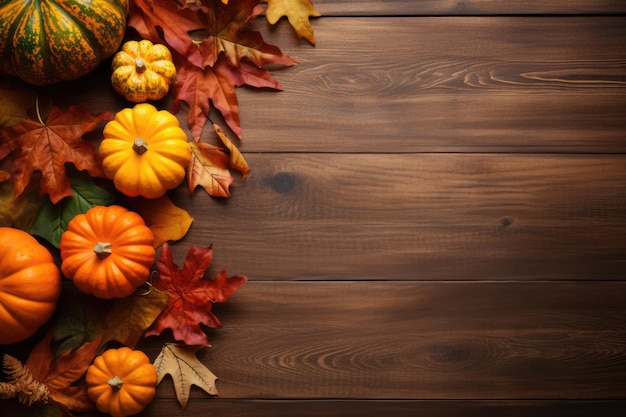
[[35, 95, 44, 125]]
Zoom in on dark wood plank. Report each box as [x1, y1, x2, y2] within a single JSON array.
[[169, 153, 626, 281], [312, 0, 626, 16], [137, 281, 626, 400]]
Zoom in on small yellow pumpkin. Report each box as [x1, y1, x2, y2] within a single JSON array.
[[59, 205, 156, 299], [99, 103, 192, 199], [86, 347, 158, 417], [111, 39, 176, 102]]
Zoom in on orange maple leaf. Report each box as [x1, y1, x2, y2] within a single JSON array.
[[172, 54, 282, 140], [188, 140, 234, 197], [264, 0, 321, 44], [0, 104, 112, 204], [25, 331, 102, 414]]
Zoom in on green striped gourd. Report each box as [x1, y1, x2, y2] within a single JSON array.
[[0, 0, 129, 85]]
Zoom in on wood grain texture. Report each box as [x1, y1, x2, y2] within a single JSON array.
[[234, 16, 626, 152], [313, 0, 626, 16], [134, 281, 626, 401], [170, 153, 626, 281]]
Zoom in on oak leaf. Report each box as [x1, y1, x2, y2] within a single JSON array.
[[0, 104, 113, 204], [153, 343, 218, 409], [188, 141, 233, 197], [145, 243, 248, 346], [26, 332, 102, 414], [264, 0, 321, 44], [128, 195, 194, 247]]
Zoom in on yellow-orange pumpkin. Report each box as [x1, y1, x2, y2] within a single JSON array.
[[99, 103, 191, 199], [86, 347, 158, 417], [59, 205, 155, 299], [0, 227, 61, 345]]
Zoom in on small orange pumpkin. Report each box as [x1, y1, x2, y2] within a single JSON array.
[[59, 205, 155, 299], [86, 347, 158, 417], [0, 227, 62, 344], [111, 39, 177, 102]]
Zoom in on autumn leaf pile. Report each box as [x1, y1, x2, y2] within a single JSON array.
[[0, 0, 319, 415]]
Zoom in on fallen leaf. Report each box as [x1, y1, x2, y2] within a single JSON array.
[[145, 243, 247, 346], [153, 343, 218, 409], [195, 0, 296, 68], [173, 53, 283, 140], [0, 104, 113, 204], [0, 76, 37, 128], [128, 195, 194, 247], [187, 141, 233, 197], [101, 286, 169, 348], [264, 0, 321, 44], [213, 123, 250, 179], [26, 332, 102, 414], [31, 171, 121, 247], [0, 160, 43, 230]]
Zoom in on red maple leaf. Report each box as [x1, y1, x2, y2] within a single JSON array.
[[0, 104, 112, 203], [146, 242, 248, 346]]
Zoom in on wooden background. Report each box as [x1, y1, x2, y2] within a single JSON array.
[[4, 0, 626, 416]]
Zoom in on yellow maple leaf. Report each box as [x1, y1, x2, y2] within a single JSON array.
[[264, 0, 321, 44]]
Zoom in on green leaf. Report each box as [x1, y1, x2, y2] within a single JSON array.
[[31, 171, 120, 247], [51, 283, 108, 356]]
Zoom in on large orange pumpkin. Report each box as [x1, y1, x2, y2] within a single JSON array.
[[59, 205, 156, 299], [0, 227, 61, 345]]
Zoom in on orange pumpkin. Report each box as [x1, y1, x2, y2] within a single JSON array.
[[0, 227, 61, 345], [59, 205, 156, 299], [86, 347, 158, 417]]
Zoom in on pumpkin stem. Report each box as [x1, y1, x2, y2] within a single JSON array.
[[133, 138, 149, 155], [107, 376, 124, 390], [93, 242, 113, 259], [135, 58, 147, 73]]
